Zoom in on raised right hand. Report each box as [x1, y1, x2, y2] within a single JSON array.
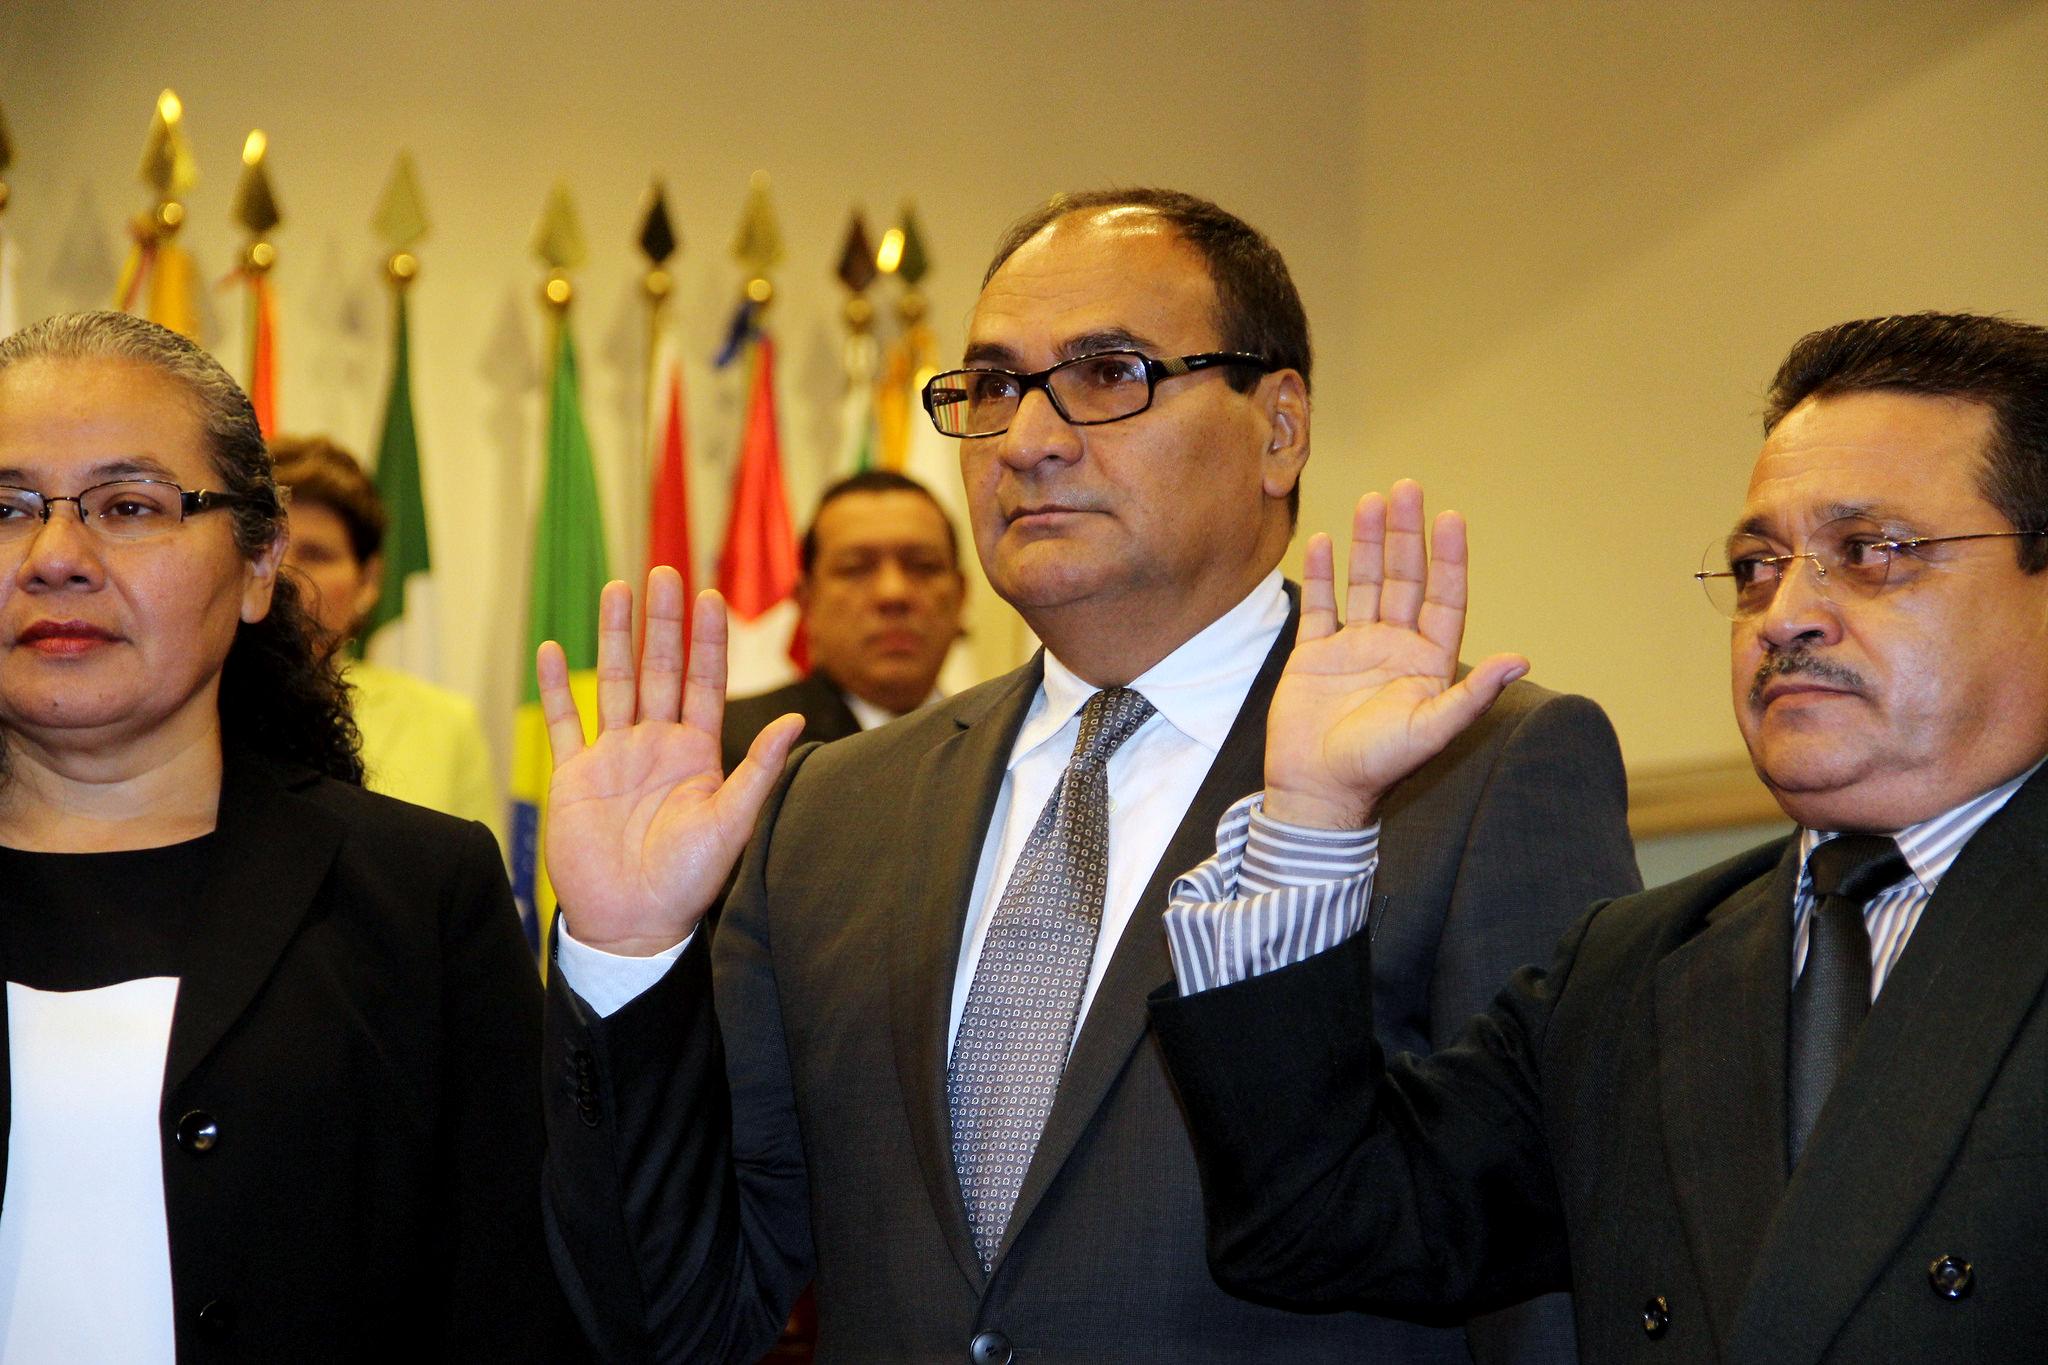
[[1263, 481, 1528, 829], [538, 567, 802, 956]]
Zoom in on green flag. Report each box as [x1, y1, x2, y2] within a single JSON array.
[[511, 321, 610, 950], [360, 291, 435, 670]]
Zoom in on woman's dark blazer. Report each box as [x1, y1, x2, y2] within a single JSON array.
[[0, 750, 579, 1361]]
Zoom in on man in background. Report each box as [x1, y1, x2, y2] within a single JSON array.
[[721, 469, 966, 773], [272, 435, 500, 843]]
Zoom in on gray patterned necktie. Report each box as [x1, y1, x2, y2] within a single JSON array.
[[948, 685, 1156, 1270]]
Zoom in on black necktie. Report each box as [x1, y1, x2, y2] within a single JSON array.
[[1787, 834, 1907, 1168]]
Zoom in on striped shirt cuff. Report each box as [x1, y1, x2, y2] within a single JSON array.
[[1163, 793, 1379, 996]]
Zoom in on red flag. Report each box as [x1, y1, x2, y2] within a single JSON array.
[[646, 362, 694, 637], [248, 275, 278, 436], [717, 337, 801, 664]]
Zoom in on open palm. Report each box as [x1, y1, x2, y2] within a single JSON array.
[[538, 570, 801, 957], [1264, 482, 1528, 830]]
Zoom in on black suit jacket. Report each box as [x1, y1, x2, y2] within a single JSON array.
[[545, 603, 1640, 1363], [1153, 762, 2048, 1364], [721, 673, 863, 775], [0, 752, 577, 1360]]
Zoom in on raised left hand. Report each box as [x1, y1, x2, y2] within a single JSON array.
[[1263, 480, 1529, 829]]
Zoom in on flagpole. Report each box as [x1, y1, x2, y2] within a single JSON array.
[[117, 90, 200, 337], [836, 209, 880, 474], [232, 130, 282, 433], [0, 97, 17, 337], [360, 152, 434, 670]]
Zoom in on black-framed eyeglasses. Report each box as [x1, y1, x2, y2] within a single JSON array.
[[921, 350, 1274, 438], [1695, 513, 2048, 617], [0, 479, 271, 542]]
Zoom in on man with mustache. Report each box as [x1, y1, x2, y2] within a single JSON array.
[[720, 470, 967, 777], [535, 188, 1638, 1363], [1150, 311, 2048, 1363]]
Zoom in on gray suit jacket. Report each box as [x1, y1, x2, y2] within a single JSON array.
[[544, 603, 1640, 1363], [1153, 763, 2048, 1364]]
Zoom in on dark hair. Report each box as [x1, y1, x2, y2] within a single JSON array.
[[799, 469, 960, 576], [270, 434, 388, 564], [1765, 312, 2048, 573], [984, 187, 1311, 518], [0, 312, 364, 782]]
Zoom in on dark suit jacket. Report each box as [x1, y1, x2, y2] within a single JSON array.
[[1152, 762, 2048, 1364], [0, 752, 577, 1360], [722, 673, 863, 775], [544, 606, 1640, 1364]]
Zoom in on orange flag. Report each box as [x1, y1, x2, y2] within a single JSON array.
[[717, 337, 799, 628]]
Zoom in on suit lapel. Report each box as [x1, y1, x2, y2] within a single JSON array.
[[1653, 841, 1797, 1348], [162, 753, 343, 1098], [1729, 769, 2048, 1361], [888, 661, 1044, 1290], [997, 600, 1297, 1264], [800, 672, 863, 743]]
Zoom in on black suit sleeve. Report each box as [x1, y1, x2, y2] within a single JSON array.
[[541, 759, 814, 1365], [1152, 903, 1602, 1319], [1422, 692, 1636, 1364]]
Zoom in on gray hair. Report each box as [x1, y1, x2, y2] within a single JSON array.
[[0, 311, 284, 558], [0, 311, 362, 783]]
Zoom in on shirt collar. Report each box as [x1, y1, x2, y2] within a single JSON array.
[[1797, 754, 2048, 899], [1010, 570, 1290, 768], [843, 687, 942, 733]]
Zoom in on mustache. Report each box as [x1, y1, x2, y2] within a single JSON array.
[[1748, 647, 1868, 710]]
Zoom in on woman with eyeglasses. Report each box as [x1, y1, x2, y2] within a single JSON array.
[[0, 312, 577, 1360]]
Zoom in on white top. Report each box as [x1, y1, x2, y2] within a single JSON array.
[[559, 572, 1289, 1024], [0, 978, 181, 1362]]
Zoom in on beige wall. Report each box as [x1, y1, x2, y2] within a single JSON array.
[[2, 0, 2044, 797]]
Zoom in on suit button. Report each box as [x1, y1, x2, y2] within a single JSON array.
[[969, 1329, 1013, 1365], [196, 1299, 236, 1336], [175, 1111, 221, 1154], [1928, 1254, 1974, 1299], [1641, 1295, 1671, 1339]]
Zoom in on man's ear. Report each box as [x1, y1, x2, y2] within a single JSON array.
[[794, 573, 814, 618], [1258, 368, 1311, 501]]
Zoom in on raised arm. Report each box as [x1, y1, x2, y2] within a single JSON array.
[[538, 566, 802, 956], [1264, 480, 1528, 830]]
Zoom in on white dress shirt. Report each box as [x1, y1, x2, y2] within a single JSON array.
[[559, 571, 1289, 1023], [946, 570, 1289, 1053]]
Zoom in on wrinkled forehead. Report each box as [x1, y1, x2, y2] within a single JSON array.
[[965, 212, 1221, 367], [814, 491, 955, 556], [1734, 391, 2001, 539], [0, 356, 218, 489]]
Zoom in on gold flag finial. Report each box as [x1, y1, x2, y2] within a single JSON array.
[[836, 209, 878, 334], [0, 98, 14, 214], [638, 178, 680, 304], [729, 170, 783, 304], [232, 130, 282, 271], [138, 89, 198, 214], [534, 181, 586, 311], [372, 152, 429, 287]]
